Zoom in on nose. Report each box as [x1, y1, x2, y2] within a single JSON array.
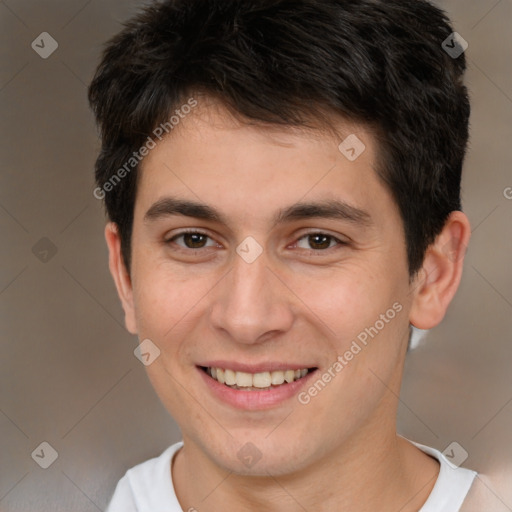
[[209, 248, 295, 345]]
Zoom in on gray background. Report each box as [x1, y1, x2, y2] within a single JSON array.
[[1, 0, 511, 510]]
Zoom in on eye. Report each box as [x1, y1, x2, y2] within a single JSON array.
[[294, 232, 346, 251], [164, 229, 347, 255], [165, 230, 219, 250]]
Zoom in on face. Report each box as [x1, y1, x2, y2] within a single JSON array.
[[114, 99, 416, 476]]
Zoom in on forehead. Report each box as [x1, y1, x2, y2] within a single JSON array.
[[135, 99, 397, 230]]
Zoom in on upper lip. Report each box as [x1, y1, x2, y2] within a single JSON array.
[[197, 361, 318, 373]]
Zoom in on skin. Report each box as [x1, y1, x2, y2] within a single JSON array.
[[105, 97, 471, 511]]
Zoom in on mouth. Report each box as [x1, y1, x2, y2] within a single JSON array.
[[199, 366, 316, 391], [196, 363, 319, 410]]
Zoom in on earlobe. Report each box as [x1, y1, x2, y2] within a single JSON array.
[[104, 222, 138, 334], [409, 211, 471, 330]]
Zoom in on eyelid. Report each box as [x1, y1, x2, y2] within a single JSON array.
[[166, 227, 209, 239], [295, 228, 349, 242]]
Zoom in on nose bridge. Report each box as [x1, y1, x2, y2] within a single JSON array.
[[209, 245, 293, 344]]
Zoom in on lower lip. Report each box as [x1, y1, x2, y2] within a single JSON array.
[[197, 367, 317, 410]]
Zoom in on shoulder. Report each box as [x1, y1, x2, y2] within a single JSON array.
[[407, 438, 478, 512], [105, 441, 184, 512]]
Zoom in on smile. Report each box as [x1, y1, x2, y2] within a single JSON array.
[[201, 366, 313, 391]]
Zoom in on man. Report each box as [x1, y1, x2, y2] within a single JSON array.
[[88, 0, 477, 510]]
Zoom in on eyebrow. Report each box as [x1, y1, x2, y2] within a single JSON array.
[[143, 196, 373, 227]]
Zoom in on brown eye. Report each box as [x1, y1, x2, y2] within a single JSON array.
[[295, 232, 345, 251], [181, 232, 208, 249], [166, 230, 216, 250]]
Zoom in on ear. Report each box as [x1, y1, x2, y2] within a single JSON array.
[[104, 222, 138, 334], [409, 211, 471, 330]]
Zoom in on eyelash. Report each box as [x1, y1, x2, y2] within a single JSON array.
[[165, 228, 347, 254]]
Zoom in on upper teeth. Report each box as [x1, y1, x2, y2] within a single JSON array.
[[207, 367, 309, 388]]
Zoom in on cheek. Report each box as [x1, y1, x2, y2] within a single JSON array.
[[132, 263, 187, 341], [287, 262, 398, 345], [131, 259, 219, 359]]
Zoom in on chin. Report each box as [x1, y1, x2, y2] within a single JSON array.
[[203, 431, 318, 477]]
